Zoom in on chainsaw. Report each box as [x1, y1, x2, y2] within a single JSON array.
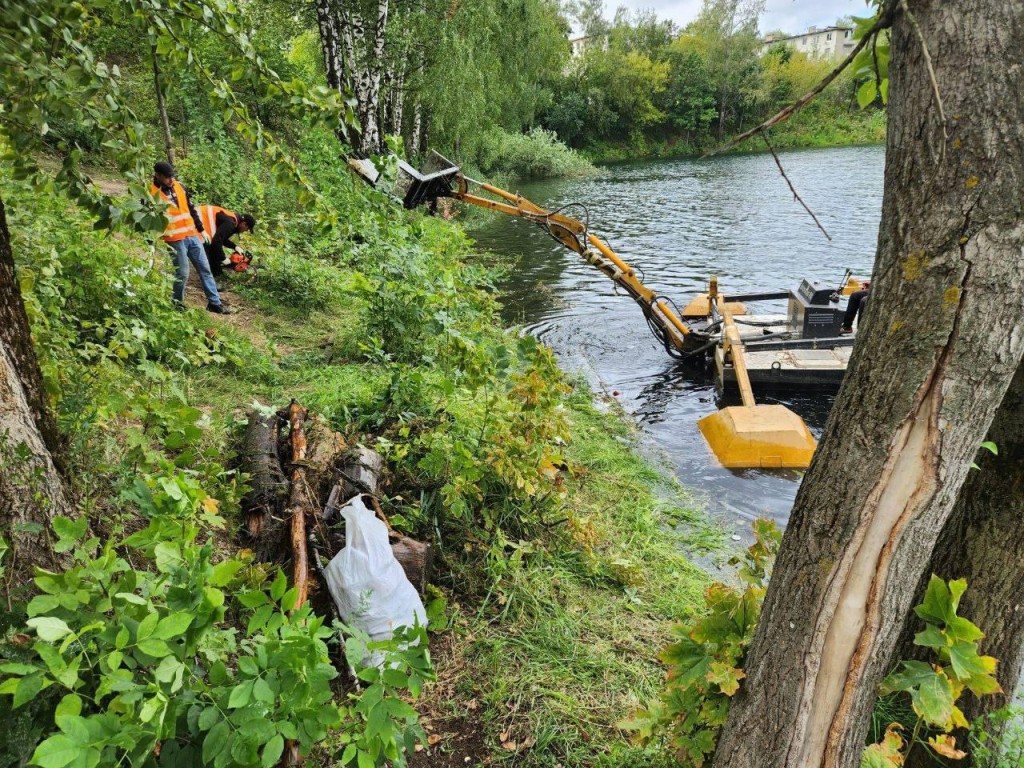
[[227, 249, 254, 273]]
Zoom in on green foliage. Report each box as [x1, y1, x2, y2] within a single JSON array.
[[623, 520, 781, 766], [474, 128, 596, 180], [970, 706, 1024, 768], [0, 0, 356, 237], [862, 576, 1002, 766]]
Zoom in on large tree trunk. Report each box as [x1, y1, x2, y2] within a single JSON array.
[[152, 47, 176, 165], [0, 192, 73, 577], [893, 362, 1024, 767], [713, 3, 1024, 768]]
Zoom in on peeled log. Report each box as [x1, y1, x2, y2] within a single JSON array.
[[285, 401, 310, 613]]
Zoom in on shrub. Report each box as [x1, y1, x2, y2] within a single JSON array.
[[474, 127, 597, 180]]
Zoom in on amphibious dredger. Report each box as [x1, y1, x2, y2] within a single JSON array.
[[352, 152, 866, 469]]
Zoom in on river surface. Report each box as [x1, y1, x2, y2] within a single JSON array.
[[471, 145, 885, 533]]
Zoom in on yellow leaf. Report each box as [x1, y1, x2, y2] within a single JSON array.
[[202, 497, 220, 513], [928, 734, 966, 760]]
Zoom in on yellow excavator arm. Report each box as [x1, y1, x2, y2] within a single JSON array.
[[449, 175, 693, 357]]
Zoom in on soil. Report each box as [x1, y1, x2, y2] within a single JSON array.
[[408, 632, 494, 768]]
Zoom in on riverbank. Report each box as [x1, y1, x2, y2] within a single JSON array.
[[579, 108, 886, 165], [2, 170, 718, 766]]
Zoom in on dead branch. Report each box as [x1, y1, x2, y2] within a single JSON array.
[[704, 8, 894, 158], [761, 130, 832, 241]]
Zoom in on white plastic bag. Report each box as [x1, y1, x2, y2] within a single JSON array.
[[323, 496, 427, 641]]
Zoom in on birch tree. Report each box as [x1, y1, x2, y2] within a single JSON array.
[[712, 1, 1024, 766]]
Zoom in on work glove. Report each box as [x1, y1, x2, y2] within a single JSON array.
[[201, 231, 211, 244]]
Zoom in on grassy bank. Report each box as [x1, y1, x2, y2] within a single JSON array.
[[1, 154, 715, 767], [581, 108, 886, 164]]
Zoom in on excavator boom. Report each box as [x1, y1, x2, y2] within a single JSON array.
[[389, 154, 693, 357]]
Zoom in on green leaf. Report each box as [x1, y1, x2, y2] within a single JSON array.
[[14, 674, 44, 708], [857, 80, 877, 109], [136, 638, 171, 657], [27, 616, 72, 642], [261, 734, 284, 768], [30, 734, 80, 768], [915, 576, 951, 624], [198, 707, 221, 732], [912, 669, 955, 728], [228, 679, 255, 709], [54, 694, 82, 718], [27, 595, 61, 617], [203, 720, 231, 763], [155, 612, 193, 639], [270, 571, 287, 601], [357, 750, 374, 768], [137, 611, 159, 641], [253, 677, 274, 704], [913, 625, 947, 650], [211, 559, 245, 587]]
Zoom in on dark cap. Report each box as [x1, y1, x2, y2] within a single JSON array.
[[240, 213, 256, 231], [153, 161, 175, 177]]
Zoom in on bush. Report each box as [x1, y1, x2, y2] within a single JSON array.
[[474, 127, 597, 180]]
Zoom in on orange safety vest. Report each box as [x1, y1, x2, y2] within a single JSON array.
[[151, 179, 200, 242], [197, 205, 237, 240]]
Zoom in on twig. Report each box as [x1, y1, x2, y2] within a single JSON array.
[[704, 8, 894, 158], [899, 0, 947, 141], [761, 130, 832, 242]]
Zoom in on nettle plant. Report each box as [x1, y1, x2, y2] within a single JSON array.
[[862, 576, 1002, 767], [624, 519, 781, 767]]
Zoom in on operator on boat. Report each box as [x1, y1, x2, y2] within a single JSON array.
[[840, 282, 871, 335]]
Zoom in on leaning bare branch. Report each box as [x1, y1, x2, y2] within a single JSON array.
[[704, 10, 893, 158], [899, 0, 947, 141], [761, 130, 832, 242]]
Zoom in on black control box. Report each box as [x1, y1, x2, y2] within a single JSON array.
[[787, 279, 844, 338]]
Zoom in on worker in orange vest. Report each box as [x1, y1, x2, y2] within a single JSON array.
[[197, 204, 256, 278], [150, 162, 232, 314]]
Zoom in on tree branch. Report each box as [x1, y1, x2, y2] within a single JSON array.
[[899, 0, 947, 141], [761, 130, 832, 242]]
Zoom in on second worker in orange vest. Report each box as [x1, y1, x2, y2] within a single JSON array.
[[196, 205, 256, 278], [150, 161, 232, 314]]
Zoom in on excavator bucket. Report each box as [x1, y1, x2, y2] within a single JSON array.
[[698, 405, 816, 469], [699, 307, 816, 469]]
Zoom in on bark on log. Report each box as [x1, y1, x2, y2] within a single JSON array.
[[713, 3, 1024, 767], [893, 362, 1024, 766], [389, 534, 432, 595], [239, 410, 288, 541]]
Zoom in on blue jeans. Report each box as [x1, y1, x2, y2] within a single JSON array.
[[167, 235, 221, 306]]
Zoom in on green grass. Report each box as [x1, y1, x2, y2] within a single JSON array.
[[417, 399, 718, 767]]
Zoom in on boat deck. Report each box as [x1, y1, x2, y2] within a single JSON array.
[[714, 316, 855, 389]]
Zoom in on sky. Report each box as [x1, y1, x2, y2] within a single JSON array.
[[590, 0, 866, 35]]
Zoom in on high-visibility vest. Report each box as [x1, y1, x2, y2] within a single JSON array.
[[197, 205, 238, 240], [150, 179, 200, 242]]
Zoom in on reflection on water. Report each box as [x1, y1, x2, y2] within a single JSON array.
[[472, 145, 885, 532]]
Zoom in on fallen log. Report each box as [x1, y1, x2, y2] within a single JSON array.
[[239, 410, 288, 540], [337, 445, 385, 497]]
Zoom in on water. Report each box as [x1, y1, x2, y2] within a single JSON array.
[[471, 145, 885, 532]]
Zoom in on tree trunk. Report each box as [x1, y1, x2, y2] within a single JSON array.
[[152, 47, 176, 166], [0, 192, 73, 578], [315, 0, 345, 91], [893, 362, 1024, 766], [408, 98, 422, 156], [353, 0, 389, 155], [713, 3, 1024, 768]]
